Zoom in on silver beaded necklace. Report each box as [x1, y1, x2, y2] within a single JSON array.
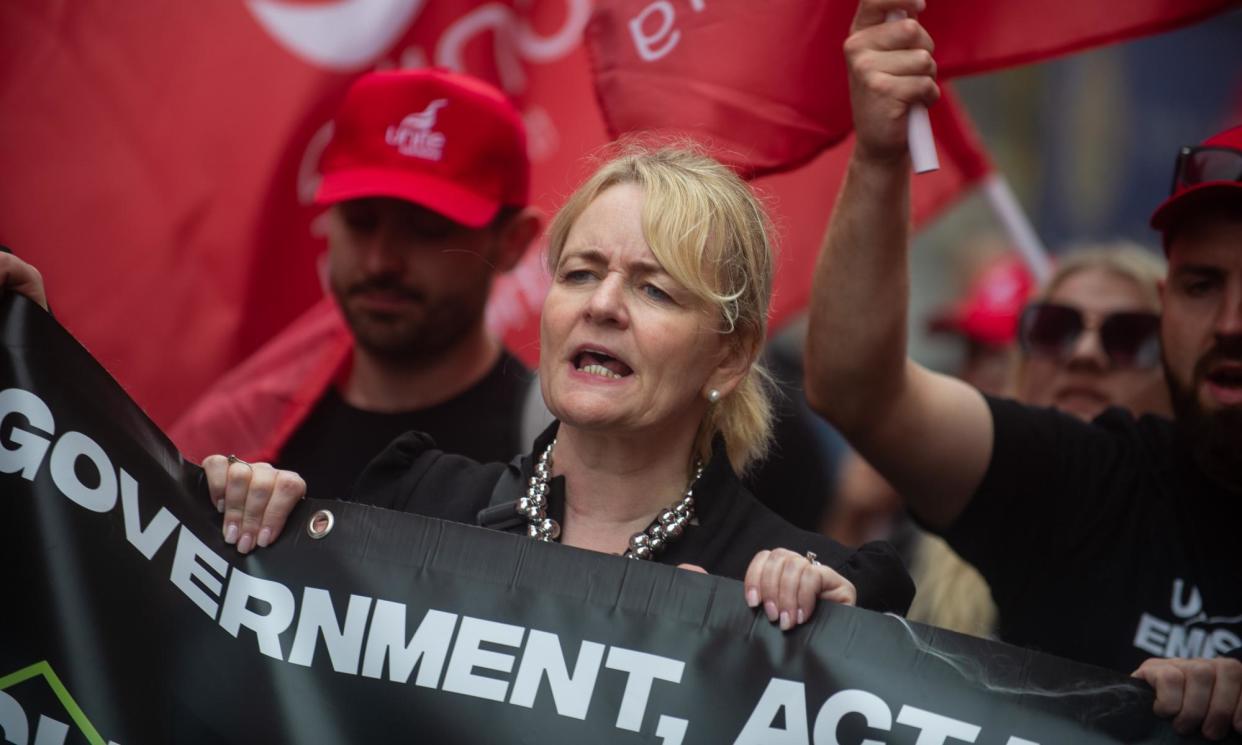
[[516, 438, 705, 560]]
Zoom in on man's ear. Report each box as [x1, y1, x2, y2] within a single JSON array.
[[706, 333, 761, 401], [494, 207, 544, 273]]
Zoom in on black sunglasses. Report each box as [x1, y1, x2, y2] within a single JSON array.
[[1170, 145, 1242, 195], [1018, 302, 1161, 370]]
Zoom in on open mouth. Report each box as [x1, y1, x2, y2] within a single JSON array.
[[573, 349, 634, 380], [1201, 360, 1242, 406], [1205, 365, 1242, 390], [1202, 365, 1242, 387]]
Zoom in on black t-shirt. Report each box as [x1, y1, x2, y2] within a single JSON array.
[[276, 352, 530, 500], [943, 396, 1242, 672], [348, 422, 915, 614]]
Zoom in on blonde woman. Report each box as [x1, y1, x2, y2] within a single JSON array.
[[1016, 243, 1169, 421], [198, 146, 915, 627]]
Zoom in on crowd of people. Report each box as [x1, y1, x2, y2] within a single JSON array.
[[2, 0, 1239, 738]]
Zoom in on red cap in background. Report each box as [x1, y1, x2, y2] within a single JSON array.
[[316, 69, 530, 228], [929, 254, 1035, 347]]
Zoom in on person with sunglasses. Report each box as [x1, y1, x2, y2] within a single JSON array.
[[806, 0, 1242, 739], [1015, 244, 1171, 422]]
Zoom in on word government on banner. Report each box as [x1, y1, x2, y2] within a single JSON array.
[[2, 294, 1227, 744], [0, 384, 1042, 745]]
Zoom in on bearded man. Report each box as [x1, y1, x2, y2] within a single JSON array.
[[171, 69, 541, 521]]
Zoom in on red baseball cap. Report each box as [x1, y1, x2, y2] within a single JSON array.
[[1150, 124, 1242, 235], [929, 254, 1035, 347], [316, 69, 530, 228]]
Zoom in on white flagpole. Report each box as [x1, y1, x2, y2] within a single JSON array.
[[886, 10, 939, 173], [981, 172, 1054, 283]]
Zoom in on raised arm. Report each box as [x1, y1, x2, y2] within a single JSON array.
[[804, 0, 991, 530]]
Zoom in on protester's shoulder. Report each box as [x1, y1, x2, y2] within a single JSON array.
[[349, 430, 506, 519], [986, 394, 1162, 452], [1117, 408, 1179, 452], [1092, 404, 1174, 439], [1061, 402, 1177, 464], [176, 301, 350, 421], [978, 396, 1180, 512], [170, 301, 351, 459]]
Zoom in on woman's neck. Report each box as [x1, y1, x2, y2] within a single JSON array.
[[553, 420, 702, 555]]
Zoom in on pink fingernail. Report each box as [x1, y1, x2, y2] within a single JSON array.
[[224, 523, 238, 544], [779, 611, 791, 631], [764, 601, 777, 622], [746, 588, 759, 608], [216, 499, 224, 514], [238, 533, 254, 554], [797, 609, 805, 625], [257, 527, 272, 548]]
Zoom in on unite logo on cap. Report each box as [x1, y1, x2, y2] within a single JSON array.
[[384, 99, 449, 161]]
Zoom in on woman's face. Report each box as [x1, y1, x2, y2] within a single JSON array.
[[539, 183, 742, 439], [1018, 267, 1170, 421]]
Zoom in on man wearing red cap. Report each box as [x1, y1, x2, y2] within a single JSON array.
[[805, 0, 1242, 738], [170, 69, 542, 508], [928, 252, 1034, 395]]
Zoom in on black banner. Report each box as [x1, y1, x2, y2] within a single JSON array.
[[0, 293, 1226, 744]]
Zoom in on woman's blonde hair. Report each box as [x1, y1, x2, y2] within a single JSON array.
[[1037, 241, 1166, 311], [545, 143, 775, 474]]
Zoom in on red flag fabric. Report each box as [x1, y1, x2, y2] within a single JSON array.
[[586, 0, 1235, 176], [0, 0, 601, 427], [0, 0, 986, 431], [758, 87, 992, 328]]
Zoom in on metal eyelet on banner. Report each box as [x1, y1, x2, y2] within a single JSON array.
[[307, 509, 335, 539]]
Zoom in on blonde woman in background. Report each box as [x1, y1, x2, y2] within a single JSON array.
[[1016, 242, 1169, 420]]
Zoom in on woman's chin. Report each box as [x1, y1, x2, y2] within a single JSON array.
[[555, 407, 628, 433], [554, 394, 658, 435]]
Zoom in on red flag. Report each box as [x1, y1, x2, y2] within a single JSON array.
[[0, 0, 601, 426], [586, 0, 1235, 176], [0, 0, 990, 432]]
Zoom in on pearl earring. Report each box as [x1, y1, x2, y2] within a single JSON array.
[[707, 389, 721, 403]]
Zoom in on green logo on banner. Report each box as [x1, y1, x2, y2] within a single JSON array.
[[0, 661, 114, 745]]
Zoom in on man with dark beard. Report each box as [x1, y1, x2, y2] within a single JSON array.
[[171, 70, 541, 531], [1157, 198, 1242, 492], [805, 0, 1242, 738]]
